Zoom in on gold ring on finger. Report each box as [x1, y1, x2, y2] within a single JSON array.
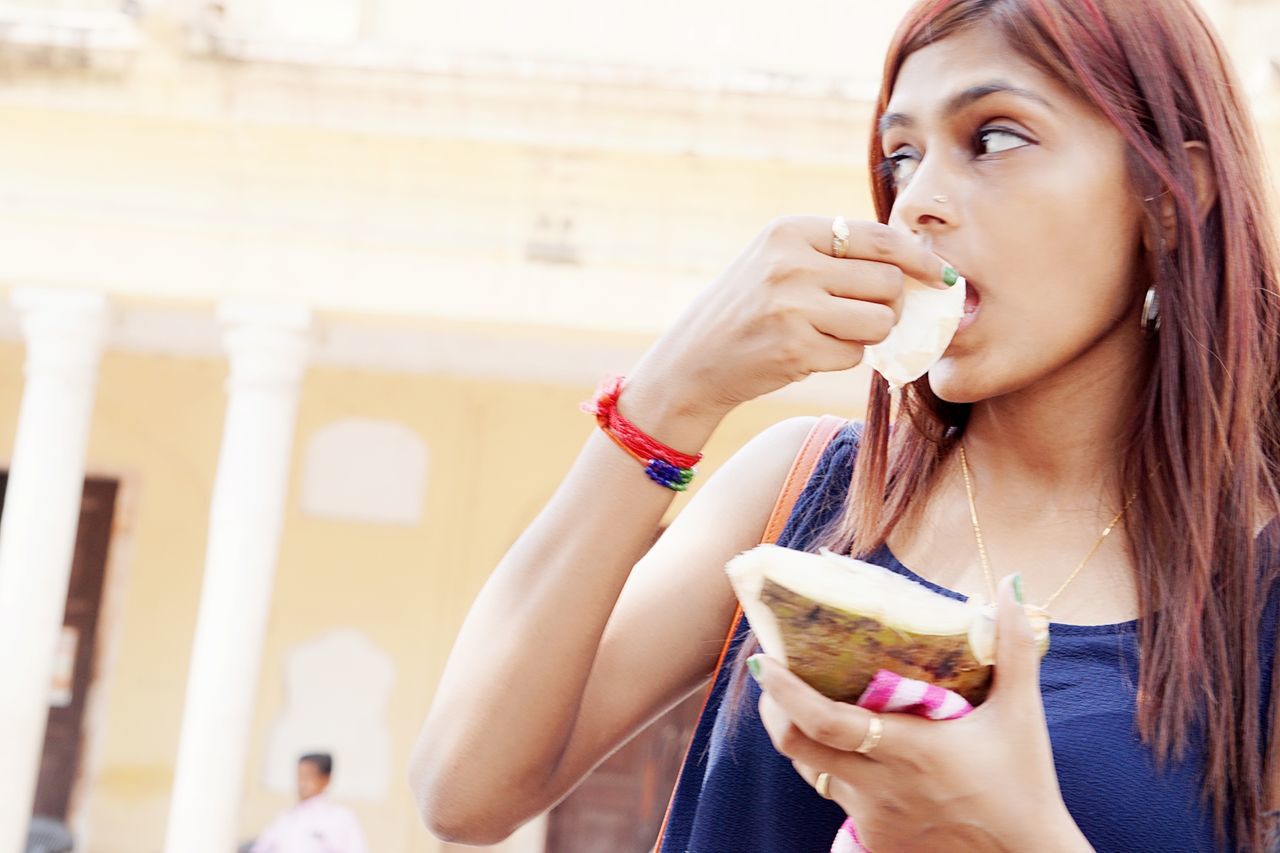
[[815, 771, 833, 799], [854, 714, 883, 755], [832, 216, 850, 259]]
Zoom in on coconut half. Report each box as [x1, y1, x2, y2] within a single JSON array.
[[725, 543, 1046, 706], [862, 274, 967, 390]]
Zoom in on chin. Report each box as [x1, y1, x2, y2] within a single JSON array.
[[924, 357, 999, 405]]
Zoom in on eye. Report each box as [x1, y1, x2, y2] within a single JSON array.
[[877, 148, 918, 186], [976, 127, 1030, 155]]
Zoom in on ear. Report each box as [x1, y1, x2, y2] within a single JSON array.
[[1143, 141, 1218, 252]]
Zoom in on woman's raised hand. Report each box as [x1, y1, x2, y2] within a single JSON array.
[[628, 216, 955, 418], [753, 574, 1095, 853]]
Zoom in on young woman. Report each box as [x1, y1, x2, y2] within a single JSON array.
[[410, 0, 1280, 850]]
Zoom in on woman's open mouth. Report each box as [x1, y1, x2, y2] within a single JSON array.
[[957, 280, 981, 333]]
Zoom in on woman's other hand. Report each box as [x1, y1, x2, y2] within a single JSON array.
[[753, 574, 1095, 853]]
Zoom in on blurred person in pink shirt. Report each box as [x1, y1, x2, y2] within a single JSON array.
[[250, 753, 368, 853]]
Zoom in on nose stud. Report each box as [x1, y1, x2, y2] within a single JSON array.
[[933, 195, 949, 204]]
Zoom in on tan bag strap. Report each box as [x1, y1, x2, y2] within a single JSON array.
[[709, 414, 850, 679], [762, 414, 850, 545], [651, 414, 848, 852]]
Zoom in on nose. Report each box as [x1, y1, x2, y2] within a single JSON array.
[[888, 158, 957, 236]]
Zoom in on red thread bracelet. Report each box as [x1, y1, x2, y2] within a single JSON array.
[[581, 375, 703, 470]]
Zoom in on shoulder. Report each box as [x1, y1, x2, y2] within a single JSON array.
[[661, 416, 857, 560], [661, 417, 842, 551], [741, 415, 860, 485], [701, 416, 822, 490], [733, 415, 857, 470], [707, 416, 848, 503], [752, 414, 827, 443]]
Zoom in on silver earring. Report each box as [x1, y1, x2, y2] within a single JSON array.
[[1141, 286, 1160, 334]]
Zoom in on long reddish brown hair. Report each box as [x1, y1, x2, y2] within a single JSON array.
[[723, 0, 1280, 848]]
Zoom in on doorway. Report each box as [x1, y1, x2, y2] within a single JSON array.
[[543, 691, 703, 853], [1, 475, 121, 823]]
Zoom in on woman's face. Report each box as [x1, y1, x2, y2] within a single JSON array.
[[880, 23, 1148, 404]]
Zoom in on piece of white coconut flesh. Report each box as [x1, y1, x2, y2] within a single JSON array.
[[862, 274, 967, 390], [725, 543, 1046, 706]]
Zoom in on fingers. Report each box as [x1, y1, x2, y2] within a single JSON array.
[[792, 759, 823, 790], [990, 573, 1046, 704], [791, 759, 856, 804], [782, 215, 955, 290], [745, 214, 955, 380], [759, 693, 881, 791], [751, 655, 887, 756], [808, 295, 898, 344], [805, 334, 867, 375], [814, 255, 906, 319]]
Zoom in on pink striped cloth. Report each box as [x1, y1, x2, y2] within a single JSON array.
[[829, 669, 975, 853]]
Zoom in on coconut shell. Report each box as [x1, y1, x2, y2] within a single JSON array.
[[725, 544, 1048, 709], [761, 578, 993, 705]]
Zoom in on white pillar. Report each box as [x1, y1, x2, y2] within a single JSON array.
[[164, 303, 311, 853], [0, 288, 108, 853]]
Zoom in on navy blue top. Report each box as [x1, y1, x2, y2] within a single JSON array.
[[660, 422, 1280, 853]]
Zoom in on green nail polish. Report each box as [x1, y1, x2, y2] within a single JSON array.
[[747, 655, 762, 681], [1013, 573, 1025, 604], [942, 265, 959, 287]]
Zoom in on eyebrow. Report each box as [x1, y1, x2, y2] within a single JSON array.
[[878, 81, 1054, 135]]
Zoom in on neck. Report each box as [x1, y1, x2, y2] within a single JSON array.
[[960, 328, 1146, 517]]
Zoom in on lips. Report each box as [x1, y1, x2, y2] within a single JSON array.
[[953, 279, 981, 335]]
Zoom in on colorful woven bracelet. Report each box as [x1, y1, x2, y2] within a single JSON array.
[[581, 375, 702, 492]]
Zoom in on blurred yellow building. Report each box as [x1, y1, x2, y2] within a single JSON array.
[[0, 1, 1276, 852]]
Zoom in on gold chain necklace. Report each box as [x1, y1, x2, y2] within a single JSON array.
[[957, 445, 1135, 616]]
